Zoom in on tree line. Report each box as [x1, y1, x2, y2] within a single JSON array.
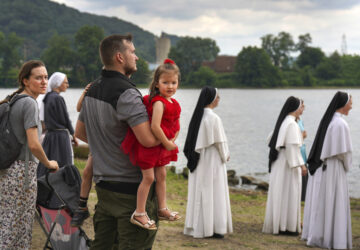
[[0, 25, 151, 87], [1, 28, 359, 88], [169, 32, 360, 88], [0, 0, 158, 62]]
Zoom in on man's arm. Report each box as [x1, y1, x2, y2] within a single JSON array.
[[75, 120, 88, 143], [131, 121, 160, 148]]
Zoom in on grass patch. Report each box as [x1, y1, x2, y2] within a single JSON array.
[[32, 160, 360, 250]]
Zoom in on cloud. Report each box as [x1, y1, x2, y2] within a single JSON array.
[[51, 0, 360, 55], [53, 0, 360, 19]]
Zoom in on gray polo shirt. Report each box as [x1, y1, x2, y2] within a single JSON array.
[[79, 70, 148, 183]]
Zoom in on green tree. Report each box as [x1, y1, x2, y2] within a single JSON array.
[[1, 32, 23, 73], [168, 36, 219, 82], [0, 32, 23, 85], [131, 58, 151, 85], [41, 33, 74, 74], [300, 66, 316, 86], [316, 51, 342, 80], [297, 47, 325, 69], [282, 70, 303, 86], [187, 66, 217, 87], [261, 32, 295, 69], [235, 46, 282, 87], [296, 33, 312, 52], [341, 54, 360, 84], [0, 31, 4, 50], [74, 25, 104, 84]]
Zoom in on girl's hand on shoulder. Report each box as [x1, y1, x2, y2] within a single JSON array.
[[84, 83, 92, 92]]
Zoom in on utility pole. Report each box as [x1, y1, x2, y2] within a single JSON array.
[[341, 34, 347, 55]]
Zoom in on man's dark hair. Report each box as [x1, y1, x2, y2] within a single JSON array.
[[99, 34, 133, 67]]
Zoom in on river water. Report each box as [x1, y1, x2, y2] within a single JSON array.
[[2, 88, 360, 198]]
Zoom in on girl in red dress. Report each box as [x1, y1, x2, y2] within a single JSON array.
[[122, 59, 181, 230]]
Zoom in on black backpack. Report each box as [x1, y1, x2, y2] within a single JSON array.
[[0, 94, 29, 169]]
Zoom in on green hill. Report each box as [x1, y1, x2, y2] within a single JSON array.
[[0, 0, 175, 62]]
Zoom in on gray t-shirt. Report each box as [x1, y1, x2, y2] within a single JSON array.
[[9, 95, 41, 162]]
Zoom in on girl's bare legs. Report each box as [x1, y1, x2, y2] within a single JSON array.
[[154, 166, 167, 210], [71, 155, 93, 226], [80, 155, 93, 197], [134, 168, 155, 225], [155, 166, 180, 220]]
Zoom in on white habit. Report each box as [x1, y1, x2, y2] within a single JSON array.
[[303, 112, 352, 249], [184, 108, 233, 238], [263, 115, 304, 234]]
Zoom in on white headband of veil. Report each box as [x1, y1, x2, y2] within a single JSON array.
[[211, 88, 218, 104], [295, 98, 302, 111], [345, 93, 350, 105]]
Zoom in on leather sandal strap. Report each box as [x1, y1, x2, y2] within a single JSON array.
[[134, 211, 147, 217], [132, 211, 156, 228], [170, 211, 179, 216]]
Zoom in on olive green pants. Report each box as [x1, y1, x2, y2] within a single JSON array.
[[90, 185, 158, 250]]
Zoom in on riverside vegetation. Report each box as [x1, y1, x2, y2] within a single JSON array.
[[31, 158, 360, 250]]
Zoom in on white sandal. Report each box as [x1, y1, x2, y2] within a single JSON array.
[[158, 207, 181, 221], [130, 211, 157, 230]]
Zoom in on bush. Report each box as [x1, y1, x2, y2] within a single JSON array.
[[187, 66, 217, 87], [73, 144, 89, 159], [215, 73, 237, 88]]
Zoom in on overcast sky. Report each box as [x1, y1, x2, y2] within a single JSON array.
[[52, 0, 360, 56]]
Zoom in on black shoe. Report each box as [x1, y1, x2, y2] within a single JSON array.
[[71, 208, 90, 227], [279, 230, 299, 236], [212, 233, 224, 239]]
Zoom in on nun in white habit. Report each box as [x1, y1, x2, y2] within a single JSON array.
[[263, 96, 307, 235], [183, 86, 233, 238], [302, 91, 352, 249]]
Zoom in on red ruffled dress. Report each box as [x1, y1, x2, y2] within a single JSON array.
[[121, 95, 181, 170]]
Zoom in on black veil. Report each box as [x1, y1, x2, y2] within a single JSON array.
[[307, 91, 349, 175], [268, 96, 301, 172], [184, 86, 217, 172]]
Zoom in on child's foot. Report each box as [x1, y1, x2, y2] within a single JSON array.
[[158, 207, 181, 221], [71, 207, 90, 227], [130, 211, 157, 230]]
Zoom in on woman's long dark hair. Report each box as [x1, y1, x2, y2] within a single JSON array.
[[0, 60, 45, 104]]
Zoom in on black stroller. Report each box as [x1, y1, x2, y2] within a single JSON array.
[[36, 164, 91, 250]]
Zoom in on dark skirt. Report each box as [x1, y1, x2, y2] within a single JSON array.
[[37, 130, 73, 178]]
